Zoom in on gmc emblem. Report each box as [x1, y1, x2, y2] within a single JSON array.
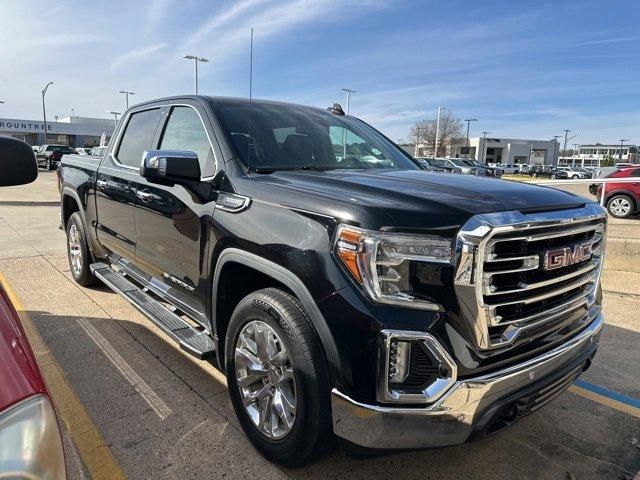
[[543, 242, 593, 271]]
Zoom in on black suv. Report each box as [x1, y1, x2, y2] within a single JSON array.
[[58, 96, 605, 466], [528, 165, 568, 179], [36, 144, 76, 170]]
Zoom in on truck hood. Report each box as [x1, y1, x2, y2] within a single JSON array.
[[250, 169, 587, 231]]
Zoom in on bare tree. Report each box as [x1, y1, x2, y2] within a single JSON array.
[[410, 111, 464, 157]]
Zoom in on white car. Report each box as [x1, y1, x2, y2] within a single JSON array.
[[75, 147, 92, 155], [493, 164, 520, 174], [556, 166, 589, 179]]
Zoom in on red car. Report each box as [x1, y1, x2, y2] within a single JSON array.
[[590, 166, 640, 218], [0, 137, 66, 478]]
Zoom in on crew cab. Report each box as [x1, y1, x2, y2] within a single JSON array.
[[58, 96, 606, 466], [36, 144, 76, 170], [0, 137, 66, 478]]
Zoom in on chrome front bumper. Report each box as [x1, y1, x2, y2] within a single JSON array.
[[332, 314, 604, 450]]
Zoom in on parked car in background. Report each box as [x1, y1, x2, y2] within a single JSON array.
[[556, 166, 589, 179], [529, 165, 568, 179], [89, 146, 107, 157], [461, 159, 503, 177], [489, 163, 519, 174], [59, 95, 607, 466], [431, 158, 480, 175], [416, 157, 462, 173], [31, 145, 40, 153], [75, 147, 92, 156], [516, 164, 531, 175], [36, 144, 76, 170], [589, 166, 640, 218], [0, 137, 66, 479]]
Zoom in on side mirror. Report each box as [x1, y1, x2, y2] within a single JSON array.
[[140, 150, 201, 185], [0, 137, 38, 187]]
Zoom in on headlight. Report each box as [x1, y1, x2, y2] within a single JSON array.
[[0, 395, 66, 479], [334, 225, 452, 310]]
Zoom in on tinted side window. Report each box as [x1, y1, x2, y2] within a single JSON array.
[[632, 168, 640, 177], [116, 108, 161, 168], [159, 106, 214, 177]]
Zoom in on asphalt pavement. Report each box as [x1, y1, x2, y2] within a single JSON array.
[[0, 170, 638, 480]]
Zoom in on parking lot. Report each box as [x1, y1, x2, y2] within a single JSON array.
[[1, 171, 639, 480]]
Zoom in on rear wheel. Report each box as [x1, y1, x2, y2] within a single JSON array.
[[225, 288, 332, 466], [66, 212, 96, 286], [607, 194, 634, 218], [550, 174, 556, 179], [531, 172, 538, 178]]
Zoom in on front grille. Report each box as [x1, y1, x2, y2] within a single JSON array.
[[455, 204, 606, 350]]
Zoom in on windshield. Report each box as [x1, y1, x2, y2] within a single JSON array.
[[210, 100, 419, 172], [450, 159, 469, 167]]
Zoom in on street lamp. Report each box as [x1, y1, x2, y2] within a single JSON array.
[[341, 88, 356, 114], [119, 90, 135, 110], [183, 55, 209, 94], [464, 119, 477, 158], [481, 131, 491, 163], [619, 139, 629, 163], [105, 110, 121, 128], [42, 82, 54, 144]]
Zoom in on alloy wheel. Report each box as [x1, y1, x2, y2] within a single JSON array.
[[234, 320, 297, 439], [68, 224, 83, 276], [609, 197, 631, 217]]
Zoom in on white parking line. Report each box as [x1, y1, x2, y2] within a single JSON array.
[[78, 318, 172, 420]]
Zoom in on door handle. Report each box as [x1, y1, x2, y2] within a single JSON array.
[[96, 179, 109, 190], [136, 190, 153, 203]]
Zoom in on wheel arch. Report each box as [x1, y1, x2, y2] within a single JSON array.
[[211, 248, 343, 387], [61, 187, 95, 255]]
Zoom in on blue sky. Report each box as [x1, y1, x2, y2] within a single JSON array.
[[1, 0, 639, 144]]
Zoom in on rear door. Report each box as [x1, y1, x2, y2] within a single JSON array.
[[95, 107, 162, 259], [132, 102, 218, 325]]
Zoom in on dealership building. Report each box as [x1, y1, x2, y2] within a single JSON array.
[[0, 115, 115, 148], [449, 137, 559, 165]]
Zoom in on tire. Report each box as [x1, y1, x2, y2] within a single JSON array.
[[514, 171, 519, 175], [551, 174, 556, 179], [572, 175, 579, 179], [66, 212, 96, 286], [225, 288, 332, 467], [607, 194, 635, 219], [531, 172, 538, 178]]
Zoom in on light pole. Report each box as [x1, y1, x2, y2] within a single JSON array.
[[434, 106, 444, 157], [481, 131, 491, 163], [464, 119, 477, 158], [619, 139, 629, 163], [119, 90, 135, 110], [183, 55, 209, 94], [562, 129, 571, 161], [105, 110, 121, 128], [42, 82, 54, 144], [341, 88, 356, 114]]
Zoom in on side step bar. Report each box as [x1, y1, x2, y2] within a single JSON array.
[[90, 262, 215, 360]]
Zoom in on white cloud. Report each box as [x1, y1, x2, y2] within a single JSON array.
[[110, 43, 169, 71]]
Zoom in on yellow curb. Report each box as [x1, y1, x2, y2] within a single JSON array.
[[0, 272, 127, 480], [568, 385, 640, 419]]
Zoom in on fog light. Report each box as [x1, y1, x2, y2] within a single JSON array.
[[388, 340, 411, 383]]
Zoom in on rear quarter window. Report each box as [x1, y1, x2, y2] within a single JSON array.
[[116, 108, 162, 168]]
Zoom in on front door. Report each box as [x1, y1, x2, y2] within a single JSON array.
[[95, 107, 162, 259], [133, 104, 218, 326]]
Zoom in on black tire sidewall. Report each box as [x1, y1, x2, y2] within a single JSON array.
[[225, 289, 331, 466], [66, 212, 95, 286]]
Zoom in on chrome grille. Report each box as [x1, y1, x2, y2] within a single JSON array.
[[455, 204, 606, 350]]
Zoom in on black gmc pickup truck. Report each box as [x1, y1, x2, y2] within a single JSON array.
[[58, 96, 606, 466]]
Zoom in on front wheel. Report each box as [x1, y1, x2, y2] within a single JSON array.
[[225, 288, 332, 466], [572, 174, 579, 179], [531, 172, 538, 178], [551, 174, 557, 179], [607, 194, 634, 218]]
